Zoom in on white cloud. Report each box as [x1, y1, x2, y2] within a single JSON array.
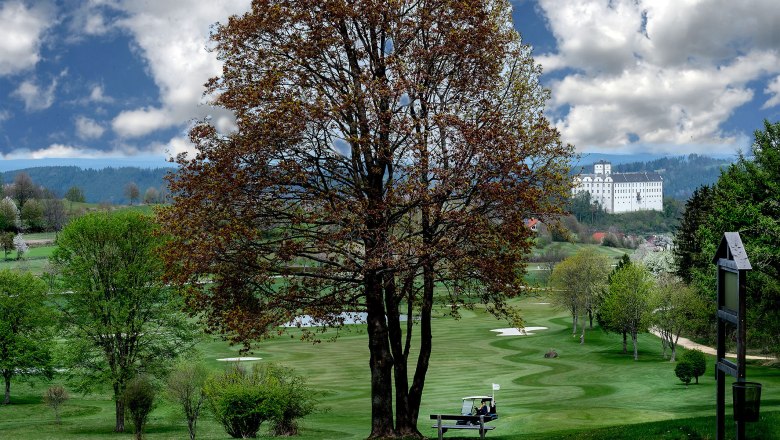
[[763, 76, 780, 109], [4, 144, 125, 159], [534, 0, 780, 152], [11, 75, 62, 111], [112, 107, 175, 138], [0, 1, 54, 75], [109, 0, 248, 138], [88, 84, 113, 103], [75, 116, 106, 139]]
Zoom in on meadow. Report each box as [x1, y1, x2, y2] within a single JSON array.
[[0, 293, 777, 439]]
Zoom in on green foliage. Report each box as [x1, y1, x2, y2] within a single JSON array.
[[124, 375, 156, 440], [20, 199, 44, 232], [0, 232, 14, 259], [674, 120, 780, 356], [166, 361, 209, 440], [0, 197, 19, 232], [602, 263, 655, 360], [679, 349, 706, 384], [52, 210, 199, 431], [0, 270, 54, 404], [675, 360, 694, 386], [204, 363, 317, 438], [673, 185, 713, 283], [64, 186, 85, 203], [42, 385, 69, 424], [204, 365, 283, 438]]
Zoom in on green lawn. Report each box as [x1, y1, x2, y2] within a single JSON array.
[[0, 297, 778, 439]]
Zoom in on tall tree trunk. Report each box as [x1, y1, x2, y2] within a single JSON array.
[[114, 385, 126, 432], [580, 318, 586, 344], [588, 308, 594, 329], [366, 271, 396, 439], [3, 371, 11, 405], [385, 272, 415, 438], [572, 309, 577, 335], [632, 332, 639, 361]]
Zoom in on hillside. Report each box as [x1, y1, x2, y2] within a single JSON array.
[[612, 154, 732, 200], [2, 166, 175, 204]]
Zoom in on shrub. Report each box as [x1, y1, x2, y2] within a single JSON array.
[[205, 363, 318, 438], [204, 364, 283, 438], [680, 349, 706, 384], [124, 375, 156, 440], [675, 360, 693, 386], [166, 362, 209, 440], [265, 364, 317, 436], [43, 385, 69, 424]]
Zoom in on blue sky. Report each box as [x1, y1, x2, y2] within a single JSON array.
[[1, 0, 779, 167]]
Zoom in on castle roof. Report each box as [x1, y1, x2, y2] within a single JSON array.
[[610, 172, 663, 183]]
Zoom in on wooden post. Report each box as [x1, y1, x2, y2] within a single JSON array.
[[479, 415, 486, 439], [437, 415, 443, 440]]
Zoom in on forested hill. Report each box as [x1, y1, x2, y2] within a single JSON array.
[[581, 154, 733, 200], [2, 166, 175, 204]]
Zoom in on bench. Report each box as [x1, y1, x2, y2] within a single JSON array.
[[430, 414, 496, 439]]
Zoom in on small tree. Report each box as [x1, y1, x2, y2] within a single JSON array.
[[0, 270, 54, 404], [65, 186, 86, 204], [13, 234, 28, 260], [0, 197, 20, 232], [675, 360, 694, 386], [266, 364, 317, 436], [43, 385, 70, 424], [0, 232, 14, 260], [601, 263, 654, 360], [680, 349, 707, 384], [20, 199, 45, 232], [166, 362, 209, 440], [124, 375, 156, 440], [125, 182, 140, 205], [143, 187, 160, 205]]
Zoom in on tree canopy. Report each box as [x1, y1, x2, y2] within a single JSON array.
[[52, 211, 199, 432], [159, 1, 573, 438], [0, 270, 54, 404], [673, 120, 780, 356]]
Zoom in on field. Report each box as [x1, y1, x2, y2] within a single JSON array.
[[0, 295, 778, 439]]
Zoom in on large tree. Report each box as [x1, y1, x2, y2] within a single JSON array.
[[0, 270, 54, 404], [159, 1, 572, 438], [10, 172, 38, 209], [651, 274, 707, 362], [601, 262, 654, 360], [549, 248, 611, 343], [52, 211, 199, 432]]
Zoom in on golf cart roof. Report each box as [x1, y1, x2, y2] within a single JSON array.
[[462, 396, 492, 401]]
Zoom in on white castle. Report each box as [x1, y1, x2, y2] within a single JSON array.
[[572, 161, 663, 213]]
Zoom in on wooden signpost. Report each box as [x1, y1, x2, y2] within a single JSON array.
[[713, 232, 752, 440]]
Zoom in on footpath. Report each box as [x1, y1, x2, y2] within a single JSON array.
[[650, 329, 776, 361]]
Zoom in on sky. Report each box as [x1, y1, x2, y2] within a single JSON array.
[[1, 0, 779, 167]]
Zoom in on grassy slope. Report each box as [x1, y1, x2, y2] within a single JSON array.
[[0, 298, 778, 439]]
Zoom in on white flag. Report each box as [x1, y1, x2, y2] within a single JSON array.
[[492, 383, 500, 391]]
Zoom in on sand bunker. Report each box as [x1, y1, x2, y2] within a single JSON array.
[[217, 357, 262, 362], [491, 327, 548, 336]]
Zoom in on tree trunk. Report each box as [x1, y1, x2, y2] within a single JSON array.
[[3, 371, 10, 404], [632, 332, 639, 361], [588, 309, 594, 329], [580, 320, 586, 344], [572, 311, 577, 335], [366, 271, 396, 439], [114, 392, 125, 432], [622, 331, 627, 354]]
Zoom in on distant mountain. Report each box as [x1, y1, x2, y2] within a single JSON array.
[[574, 154, 734, 200], [0, 156, 173, 172], [2, 166, 175, 204]]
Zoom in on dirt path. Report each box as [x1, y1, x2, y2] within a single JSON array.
[[650, 329, 776, 361]]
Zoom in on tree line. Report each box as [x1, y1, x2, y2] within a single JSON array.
[[674, 120, 780, 357], [0, 210, 317, 439]]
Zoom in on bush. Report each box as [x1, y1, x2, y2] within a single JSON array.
[[43, 385, 69, 424], [204, 364, 283, 438], [204, 363, 318, 438], [265, 364, 317, 436], [680, 349, 706, 384], [124, 375, 156, 440], [675, 360, 693, 386], [167, 362, 209, 440]]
